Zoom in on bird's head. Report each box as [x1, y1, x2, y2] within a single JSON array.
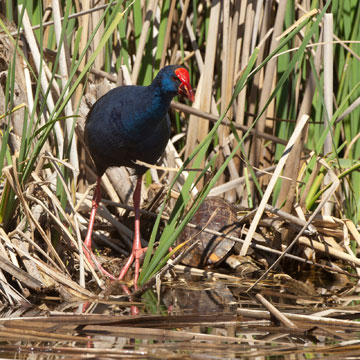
[[155, 65, 195, 102], [174, 67, 195, 102]]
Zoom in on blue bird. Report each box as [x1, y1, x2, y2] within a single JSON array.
[[84, 65, 194, 290]]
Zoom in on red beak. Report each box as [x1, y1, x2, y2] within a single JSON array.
[[175, 67, 195, 102]]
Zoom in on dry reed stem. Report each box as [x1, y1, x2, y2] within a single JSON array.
[[235, 0, 254, 167], [253, 0, 286, 174], [219, 1, 241, 202], [237, 307, 360, 329], [3, 165, 67, 273], [209, 165, 276, 197], [255, 293, 297, 329], [277, 26, 322, 212], [240, 114, 309, 256], [170, 0, 190, 65], [52, 0, 79, 184], [45, 152, 85, 287], [131, 0, 158, 84], [323, 13, 334, 215], [160, 0, 176, 69], [92, 0, 105, 72], [185, 0, 220, 167], [74, 0, 90, 107], [0, 226, 94, 297], [248, 156, 342, 291], [15, 228, 60, 273], [345, 220, 360, 248], [19, 5, 64, 157], [100, 194, 359, 280], [218, 0, 231, 191], [0, 251, 42, 290]]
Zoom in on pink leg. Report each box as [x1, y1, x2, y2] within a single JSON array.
[[84, 177, 101, 249], [118, 176, 146, 290], [84, 177, 141, 315], [83, 177, 115, 280]]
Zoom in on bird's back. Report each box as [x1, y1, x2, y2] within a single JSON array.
[[85, 85, 171, 176]]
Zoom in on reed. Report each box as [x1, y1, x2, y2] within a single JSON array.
[[0, 0, 358, 303]]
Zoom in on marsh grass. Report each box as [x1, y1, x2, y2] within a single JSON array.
[[0, 0, 359, 309]]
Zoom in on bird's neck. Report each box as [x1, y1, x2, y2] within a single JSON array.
[[136, 84, 172, 122]]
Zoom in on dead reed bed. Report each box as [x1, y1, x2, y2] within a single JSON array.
[[0, 2, 359, 356]]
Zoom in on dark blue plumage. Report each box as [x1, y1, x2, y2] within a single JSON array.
[[83, 65, 194, 294], [85, 65, 191, 176]]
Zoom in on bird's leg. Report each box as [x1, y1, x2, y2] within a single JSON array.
[[83, 178, 137, 313], [118, 176, 146, 290], [83, 177, 115, 280], [84, 177, 101, 250]]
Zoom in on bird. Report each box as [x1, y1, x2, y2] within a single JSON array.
[[83, 65, 194, 290]]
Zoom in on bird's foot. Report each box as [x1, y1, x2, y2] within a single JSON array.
[[83, 243, 144, 315], [118, 247, 147, 290], [83, 245, 116, 280], [83, 246, 139, 314]]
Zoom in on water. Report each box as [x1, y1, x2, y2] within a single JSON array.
[[0, 269, 359, 359]]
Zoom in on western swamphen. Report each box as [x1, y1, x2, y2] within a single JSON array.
[[84, 65, 194, 289]]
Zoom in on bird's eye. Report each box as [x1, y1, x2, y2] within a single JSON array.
[[172, 75, 179, 82]]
